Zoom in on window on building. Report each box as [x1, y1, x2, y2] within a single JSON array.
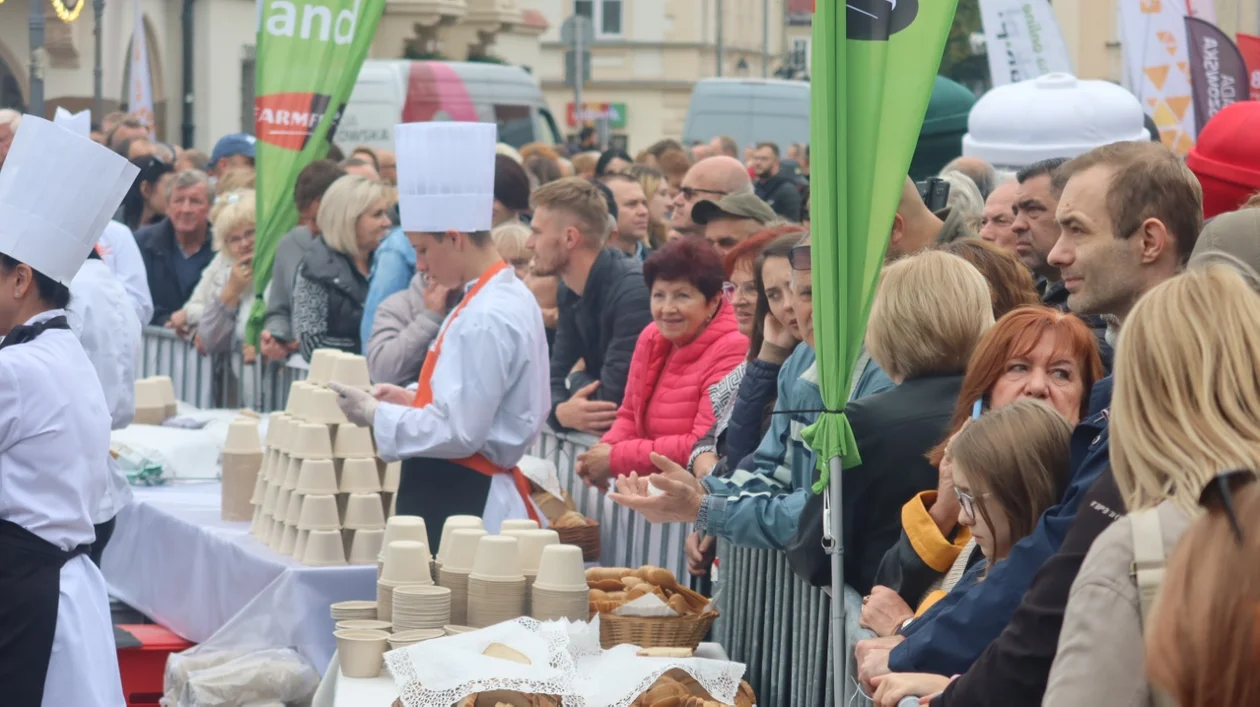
[[791, 38, 810, 69], [574, 0, 622, 38]]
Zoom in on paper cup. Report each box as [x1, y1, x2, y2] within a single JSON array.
[[284, 491, 304, 526], [334, 629, 388, 678], [381, 461, 401, 493], [266, 412, 290, 446], [330, 353, 372, 390], [296, 459, 339, 495], [274, 488, 293, 522], [499, 519, 539, 533], [302, 529, 347, 566], [437, 517, 484, 564], [134, 378, 164, 408], [443, 625, 476, 635], [340, 458, 382, 494], [293, 529, 309, 560], [292, 423, 333, 460], [381, 540, 433, 584], [250, 471, 267, 506], [441, 528, 488, 572], [533, 544, 588, 592], [224, 418, 262, 453], [343, 493, 386, 530], [333, 424, 375, 458], [284, 381, 308, 420], [307, 349, 341, 386], [511, 529, 560, 575], [297, 494, 341, 531], [279, 524, 298, 556], [307, 388, 349, 425], [348, 528, 387, 565], [470, 535, 524, 580], [381, 516, 428, 558]]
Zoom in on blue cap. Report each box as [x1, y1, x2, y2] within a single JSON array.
[[210, 133, 257, 167]]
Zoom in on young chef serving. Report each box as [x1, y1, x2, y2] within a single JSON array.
[[330, 122, 549, 547], [0, 115, 138, 706]]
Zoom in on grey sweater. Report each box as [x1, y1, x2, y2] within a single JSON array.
[[366, 273, 445, 386], [263, 225, 316, 341]]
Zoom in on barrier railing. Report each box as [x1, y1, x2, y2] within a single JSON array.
[[138, 327, 869, 705]]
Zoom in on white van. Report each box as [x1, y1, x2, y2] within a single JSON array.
[[682, 78, 811, 150], [334, 60, 562, 152]]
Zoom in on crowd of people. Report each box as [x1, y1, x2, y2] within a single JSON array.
[[3, 91, 1260, 706]]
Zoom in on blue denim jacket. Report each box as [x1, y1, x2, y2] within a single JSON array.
[[360, 228, 416, 353]]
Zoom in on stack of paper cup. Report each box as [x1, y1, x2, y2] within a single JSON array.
[[467, 535, 527, 628]]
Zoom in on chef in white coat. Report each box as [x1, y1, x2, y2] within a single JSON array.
[[329, 122, 549, 546], [0, 114, 137, 706]]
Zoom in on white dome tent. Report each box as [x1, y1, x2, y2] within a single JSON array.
[[962, 73, 1150, 170]]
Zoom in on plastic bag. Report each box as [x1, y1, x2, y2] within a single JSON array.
[[163, 647, 319, 707]]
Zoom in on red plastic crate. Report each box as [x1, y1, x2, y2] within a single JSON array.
[[115, 624, 194, 707]]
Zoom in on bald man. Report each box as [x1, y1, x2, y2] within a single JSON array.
[[376, 148, 397, 184], [941, 156, 1000, 200], [669, 156, 754, 236], [887, 176, 946, 261]]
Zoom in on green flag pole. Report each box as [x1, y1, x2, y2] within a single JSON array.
[[805, 3, 958, 702], [247, 0, 387, 348]]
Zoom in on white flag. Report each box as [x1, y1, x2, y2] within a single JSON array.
[[1118, 0, 1196, 154], [1184, 0, 1216, 22], [979, 0, 1074, 86], [129, 0, 155, 130]]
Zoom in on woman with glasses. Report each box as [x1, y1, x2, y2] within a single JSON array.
[[861, 306, 1103, 635], [573, 237, 748, 491], [869, 399, 1073, 707], [1043, 263, 1260, 707]]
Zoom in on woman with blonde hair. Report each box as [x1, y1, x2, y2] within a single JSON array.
[[196, 190, 258, 357], [1145, 482, 1260, 707], [1043, 263, 1260, 707], [627, 164, 670, 249], [292, 175, 392, 360]]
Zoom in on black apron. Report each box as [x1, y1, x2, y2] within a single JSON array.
[[396, 457, 493, 551], [0, 315, 93, 706]]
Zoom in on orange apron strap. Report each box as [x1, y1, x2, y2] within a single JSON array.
[[451, 454, 541, 525], [413, 260, 509, 408]]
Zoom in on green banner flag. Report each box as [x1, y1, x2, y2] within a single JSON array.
[[802, 0, 959, 491], [246, 0, 386, 345]]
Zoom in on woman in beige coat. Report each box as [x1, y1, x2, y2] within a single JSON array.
[[1044, 262, 1260, 707]]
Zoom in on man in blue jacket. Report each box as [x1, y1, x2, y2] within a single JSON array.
[[859, 140, 1202, 702]]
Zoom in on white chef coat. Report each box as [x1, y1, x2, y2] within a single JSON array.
[[68, 259, 141, 523], [98, 220, 155, 325], [374, 267, 550, 469], [0, 310, 125, 707]]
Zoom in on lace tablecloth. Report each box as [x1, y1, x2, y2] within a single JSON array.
[[101, 482, 376, 672]]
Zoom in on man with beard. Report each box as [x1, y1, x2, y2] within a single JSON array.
[[751, 142, 802, 221], [527, 178, 653, 435]]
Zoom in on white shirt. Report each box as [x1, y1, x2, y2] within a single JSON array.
[[0, 310, 113, 549], [98, 220, 155, 325], [374, 267, 549, 469], [68, 260, 141, 523]]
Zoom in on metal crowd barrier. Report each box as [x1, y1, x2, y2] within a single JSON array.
[[138, 327, 876, 705]]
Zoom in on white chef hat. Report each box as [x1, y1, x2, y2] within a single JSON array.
[[395, 121, 497, 233], [53, 107, 91, 140], [0, 115, 139, 285]]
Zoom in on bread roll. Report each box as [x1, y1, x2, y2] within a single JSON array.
[[667, 594, 692, 616]]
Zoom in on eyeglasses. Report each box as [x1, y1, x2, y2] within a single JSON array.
[[722, 281, 757, 301], [679, 186, 728, 201], [1198, 469, 1256, 545], [953, 486, 977, 519], [789, 244, 811, 270]]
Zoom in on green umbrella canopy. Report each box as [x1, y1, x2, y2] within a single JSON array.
[[909, 75, 977, 180]]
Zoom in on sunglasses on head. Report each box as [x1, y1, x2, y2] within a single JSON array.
[[789, 244, 811, 270], [1199, 469, 1256, 545]]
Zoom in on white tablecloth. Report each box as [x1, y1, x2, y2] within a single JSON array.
[[101, 482, 376, 672]]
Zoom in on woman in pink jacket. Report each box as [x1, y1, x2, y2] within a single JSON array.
[[576, 238, 748, 490]]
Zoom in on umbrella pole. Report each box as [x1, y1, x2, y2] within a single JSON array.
[[828, 455, 845, 706]]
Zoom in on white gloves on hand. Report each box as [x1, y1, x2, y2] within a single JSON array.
[[328, 381, 379, 428]]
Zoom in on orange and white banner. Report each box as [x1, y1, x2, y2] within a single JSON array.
[[1184, 0, 1216, 23], [1119, 0, 1196, 154]]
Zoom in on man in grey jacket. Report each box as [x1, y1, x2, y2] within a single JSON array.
[[260, 159, 345, 360]]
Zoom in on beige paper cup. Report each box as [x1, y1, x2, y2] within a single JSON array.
[[279, 524, 298, 556], [499, 519, 539, 533], [381, 516, 428, 556], [266, 412, 290, 447], [470, 535, 524, 580], [284, 381, 308, 420], [307, 349, 341, 386], [349, 528, 387, 565], [330, 353, 372, 390], [437, 517, 484, 564], [303, 530, 347, 566], [343, 493, 386, 530], [334, 628, 388, 678], [292, 423, 334, 460], [333, 424, 375, 458], [381, 540, 433, 584], [293, 529, 309, 560], [381, 461, 401, 493], [224, 418, 262, 454], [307, 388, 349, 425], [296, 459, 339, 495], [284, 491, 304, 526], [441, 528, 489, 572], [297, 494, 341, 531], [336, 619, 392, 632], [511, 529, 560, 575], [340, 458, 382, 494], [533, 544, 588, 592]]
